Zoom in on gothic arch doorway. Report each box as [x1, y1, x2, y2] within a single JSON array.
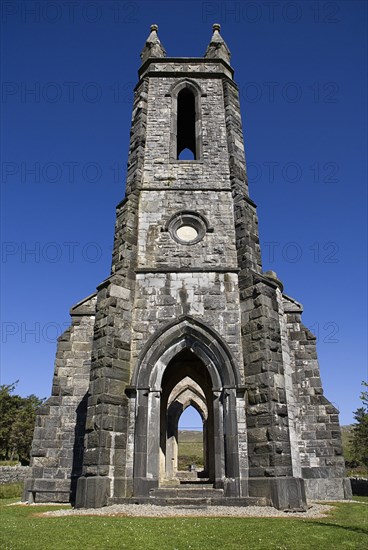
[[161, 352, 212, 482], [131, 318, 242, 498], [166, 377, 207, 479]]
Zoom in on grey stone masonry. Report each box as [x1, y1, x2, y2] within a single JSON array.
[[24, 295, 96, 503], [25, 24, 351, 508], [0, 466, 30, 484], [283, 297, 350, 500]]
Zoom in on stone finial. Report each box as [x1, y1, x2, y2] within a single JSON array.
[[204, 23, 231, 64], [140, 24, 166, 64], [264, 270, 284, 292]]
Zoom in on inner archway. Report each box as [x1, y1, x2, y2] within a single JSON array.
[[178, 406, 204, 472], [160, 349, 214, 484]]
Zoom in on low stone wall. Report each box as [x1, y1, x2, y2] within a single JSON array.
[[350, 477, 368, 497], [0, 466, 30, 484]]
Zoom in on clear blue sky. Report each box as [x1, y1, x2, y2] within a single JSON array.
[[1, 1, 367, 427]]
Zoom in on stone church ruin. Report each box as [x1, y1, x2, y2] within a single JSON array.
[[24, 24, 351, 509]]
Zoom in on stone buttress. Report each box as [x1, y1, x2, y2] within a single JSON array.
[[24, 25, 351, 508]]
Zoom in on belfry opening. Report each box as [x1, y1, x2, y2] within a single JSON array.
[[177, 88, 196, 160], [24, 24, 351, 510]]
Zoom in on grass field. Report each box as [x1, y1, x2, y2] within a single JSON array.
[[0, 482, 23, 499], [178, 430, 203, 470], [1, 498, 367, 550]]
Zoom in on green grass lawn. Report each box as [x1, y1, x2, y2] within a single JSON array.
[[0, 482, 23, 499], [1, 498, 367, 550]]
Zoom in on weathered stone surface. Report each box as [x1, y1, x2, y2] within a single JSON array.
[[0, 466, 30, 484], [23, 294, 96, 504], [24, 25, 350, 509]]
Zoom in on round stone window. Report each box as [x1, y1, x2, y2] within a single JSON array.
[[176, 225, 198, 242], [166, 211, 209, 245]]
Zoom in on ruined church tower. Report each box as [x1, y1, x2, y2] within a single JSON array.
[[24, 25, 351, 509]]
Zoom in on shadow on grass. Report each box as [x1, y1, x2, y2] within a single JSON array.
[[311, 521, 368, 537]]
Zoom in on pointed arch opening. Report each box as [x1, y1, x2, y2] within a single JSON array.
[[177, 406, 204, 472], [178, 148, 195, 161], [161, 351, 212, 482], [169, 81, 203, 162], [133, 316, 240, 390], [178, 404, 203, 430], [131, 317, 241, 497], [177, 88, 196, 159]]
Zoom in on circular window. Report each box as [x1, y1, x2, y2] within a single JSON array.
[[166, 211, 209, 245], [176, 225, 198, 242]]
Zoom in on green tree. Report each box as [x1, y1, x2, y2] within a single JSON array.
[[350, 381, 368, 468], [0, 382, 44, 464], [0, 381, 21, 460], [9, 394, 44, 465]]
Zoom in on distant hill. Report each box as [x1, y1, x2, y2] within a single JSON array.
[[178, 430, 202, 443]]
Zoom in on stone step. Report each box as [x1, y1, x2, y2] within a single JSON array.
[[179, 479, 211, 485], [176, 471, 198, 480], [149, 497, 224, 506], [109, 496, 269, 507], [160, 479, 211, 487], [150, 487, 224, 499]]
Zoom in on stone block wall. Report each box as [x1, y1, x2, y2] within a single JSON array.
[[24, 295, 96, 503], [142, 74, 232, 189], [137, 190, 237, 270], [0, 466, 30, 484], [222, 79, 262, 274], [111, 76, 148, 273], [131, 272, 244, 375], [77, 273, 136, 507], [240, 272, 294, 481], [76, 75, 149, 508], [284, 299, 351, 499]]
